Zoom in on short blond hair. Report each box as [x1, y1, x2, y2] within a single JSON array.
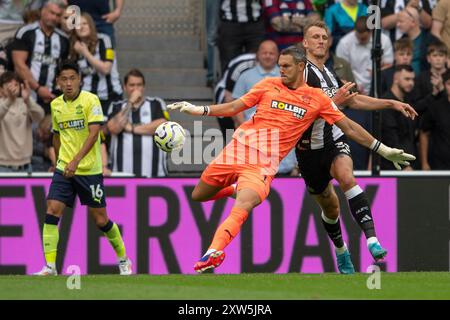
[[303, 20, 329, 37]]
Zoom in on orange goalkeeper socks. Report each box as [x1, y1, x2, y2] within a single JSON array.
[[208, 185, 236, 201], [209, 207, 249, 251]]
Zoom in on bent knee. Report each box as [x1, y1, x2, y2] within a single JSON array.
[[46, 203, 64, 217], [335, 172, 356, 190], [46, 208, 60, 216], [234, 196, 261, 212], [95, 217, 109, 228], [191, 189, 204, 202], [191, 189, 211, 202], [322, 206, 340, 220], [321, 197, 339, 217], [90, 212, 108, 227], [98, 219, 109, 228], [317, 191, 340, 218], [235, 201, 257, 212]]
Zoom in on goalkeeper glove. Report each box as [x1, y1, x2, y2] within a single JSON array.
[[167, 101, 210, 116], [371, 140, 416, 170]]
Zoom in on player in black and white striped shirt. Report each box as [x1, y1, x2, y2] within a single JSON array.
[[298, 21, 417, 273], [10, 0, 69, 114], [107, 69, 169, 177]]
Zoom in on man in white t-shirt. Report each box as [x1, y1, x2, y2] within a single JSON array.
[[336, 15, 394, 95]]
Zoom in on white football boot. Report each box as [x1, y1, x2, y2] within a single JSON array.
[[33, 265, 57, 276], [118, 257, 132, 275]]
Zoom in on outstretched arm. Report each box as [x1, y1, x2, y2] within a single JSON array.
[[334, 116, 416, 170], [167, 100, 249, 117], [331, 84, 417, 119], [347, 95, 418, 119], [334, 117, 375, 149]]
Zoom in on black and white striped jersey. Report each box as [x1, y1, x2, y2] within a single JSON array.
[[107, 97, 169, 177], [77, 33, 123, 101], [220, 0, 262, 23], [12, 21, 69, 93], [297, 60, 345, 150], [214, 52, 256, 104]]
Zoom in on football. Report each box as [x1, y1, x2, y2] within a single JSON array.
[[154, 121, 186, 152]]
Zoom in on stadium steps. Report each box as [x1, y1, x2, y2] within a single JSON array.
[[115, 35, 200, 51], [115, 0, 215, 175], [116, 51, 204, 69], [117, 68, 207, 87], [141, 87, 212, 101], [115, 0, 212, 101]]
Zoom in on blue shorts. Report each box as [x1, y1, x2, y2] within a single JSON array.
[[47, 170, 106, 208]]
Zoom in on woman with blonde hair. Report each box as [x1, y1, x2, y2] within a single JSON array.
[[70, 12, 122, 113]]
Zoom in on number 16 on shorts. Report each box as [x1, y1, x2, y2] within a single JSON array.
[[90, 184, 104, 204]]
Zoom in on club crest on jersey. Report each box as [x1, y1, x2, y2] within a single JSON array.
[[92, 105, 102, 116], [32, 52, 57, 66], [271, 100, 307, 119], [58, 119, 85, 130]]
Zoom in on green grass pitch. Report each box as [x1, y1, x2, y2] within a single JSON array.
[[0, 272, 449, 300]]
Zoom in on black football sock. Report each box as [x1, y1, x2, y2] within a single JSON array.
[[345, 185, 376, 239], [321, 211, 345, 249]]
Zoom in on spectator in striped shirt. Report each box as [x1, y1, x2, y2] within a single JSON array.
[[107, 69, 169, 178], [69, 12, 123, 114], [10, 0, 69, 114], [218, 0, 265, 72]]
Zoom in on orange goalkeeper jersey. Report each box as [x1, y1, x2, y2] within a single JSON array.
[[236, 77, 345, 164]]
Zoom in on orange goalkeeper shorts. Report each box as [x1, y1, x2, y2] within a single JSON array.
[[200, 140, 274, 202]]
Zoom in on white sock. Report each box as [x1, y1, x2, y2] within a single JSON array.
[[321, 211, 339, 224], [335, 243, 348, 254], [344, 185, 364, 200], [203, 249, 216, 258], [367, 237, 379, 246]]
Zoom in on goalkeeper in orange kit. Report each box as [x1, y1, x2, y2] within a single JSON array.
[[168, 46, 415, 273]]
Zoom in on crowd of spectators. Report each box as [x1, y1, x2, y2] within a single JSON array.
[[0, 0, 168, 177], [0, 0, 450, 176], [209, 0, 450, 172]]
